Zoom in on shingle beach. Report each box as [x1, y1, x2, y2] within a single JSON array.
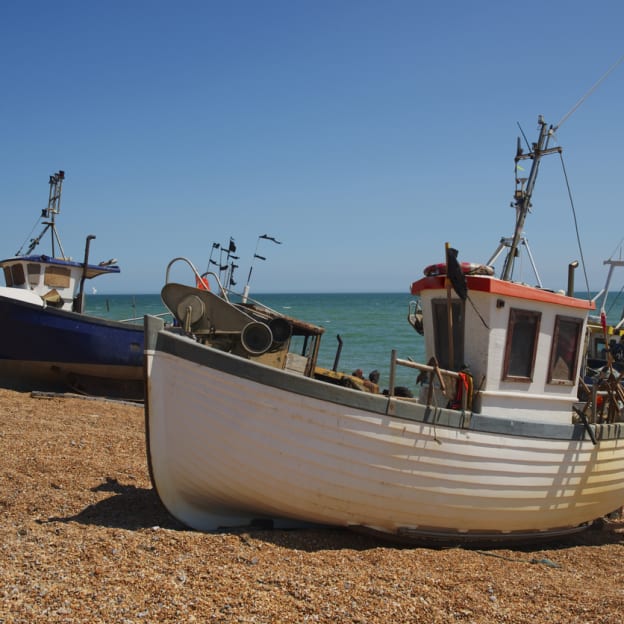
[[1, 388, 623, 623]]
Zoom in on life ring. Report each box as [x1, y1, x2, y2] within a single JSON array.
[[423, 262, 494, 277]]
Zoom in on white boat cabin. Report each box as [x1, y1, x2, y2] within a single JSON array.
[[0, 254, 119, 312], [411, 271, 593, 424]]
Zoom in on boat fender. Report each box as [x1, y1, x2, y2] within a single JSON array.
[[409, 312, 424, 335], [449, 371, 473, 410], [195, 275, 210, 291], [423, 262, 494, 277]]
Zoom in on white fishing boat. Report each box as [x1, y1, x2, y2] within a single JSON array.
[[144, 117, 624, 542]]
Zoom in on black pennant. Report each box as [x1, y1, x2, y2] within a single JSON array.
[[446, 247, 468, 301], [260, 234, 282, 244]]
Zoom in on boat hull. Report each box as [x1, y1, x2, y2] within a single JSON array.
[[144, 317, 624, 541], [0, 294, 144, 400]]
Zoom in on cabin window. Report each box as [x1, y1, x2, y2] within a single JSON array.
[[503, 308, 541, 381], [27, 263, 41, 286], [548, 315, 583, 385], [44, 266, 71, 288], [4, 264, 25, 287], [432, 299, 465, 370]]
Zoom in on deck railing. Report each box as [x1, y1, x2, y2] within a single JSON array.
[[389, 350, 468, 411]]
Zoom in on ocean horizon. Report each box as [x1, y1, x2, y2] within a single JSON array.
[[84, 289, 624, 394], [85, 291, 422, 391]]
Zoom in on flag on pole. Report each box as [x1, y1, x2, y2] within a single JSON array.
[[260, 234, 282, 244], [446, 247, 468, 301]]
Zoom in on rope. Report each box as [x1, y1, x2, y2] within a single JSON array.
[[15, 213, 45, 256], [556, 53, 624, 130], [476, 550, 561, 568], [558, 151, 590, 295], [467, 294, 489, 329]]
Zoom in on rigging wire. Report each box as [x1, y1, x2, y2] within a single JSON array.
[[555, 53, 624, 131], [607, 237, 624, 261], [606, 284, 624, 317], [15, 213, 45, 256], [516, 122, 531, 152], [558, 151, 590, 295], [604, 240, 624, 316], [547, 53, 624, 301]]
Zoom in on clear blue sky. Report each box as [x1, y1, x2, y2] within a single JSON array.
[[1, 0, 623, 295]]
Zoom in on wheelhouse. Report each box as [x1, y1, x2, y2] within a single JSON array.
[[0, 255, 119, 311], [411, 273, 593, 423]]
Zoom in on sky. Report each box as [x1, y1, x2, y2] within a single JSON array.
[[1, 1, 623, 295]]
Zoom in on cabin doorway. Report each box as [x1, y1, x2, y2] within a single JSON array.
[[432, 299, 465, 370]]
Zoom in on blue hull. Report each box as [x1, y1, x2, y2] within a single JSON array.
[[0, 295, 144, 400]]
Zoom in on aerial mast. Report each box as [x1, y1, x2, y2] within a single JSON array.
[[500, 117, 561, 282], [24, 170, 67, 258]]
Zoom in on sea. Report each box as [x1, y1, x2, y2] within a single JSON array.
[[84, 289, 624, 393], [84, 292, 424, 391]]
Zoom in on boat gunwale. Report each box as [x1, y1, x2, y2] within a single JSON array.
[[145, 316, 612, 443], [0, 293, 145, 331]]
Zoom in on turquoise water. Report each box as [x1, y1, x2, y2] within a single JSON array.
[[84, 289, 624, 393], [253, 292, 423, 389], [84, 291, 424, 390], [84, 294, 169, 325]]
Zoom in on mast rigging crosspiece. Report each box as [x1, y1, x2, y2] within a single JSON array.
[[500, 116, 561, 282]]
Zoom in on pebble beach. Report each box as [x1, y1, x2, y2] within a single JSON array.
[[1, 387, 623, 623]]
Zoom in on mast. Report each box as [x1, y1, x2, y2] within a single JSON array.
[[24, 170, 67, 258], [242, 234, 282, 303], [594, 257, 624, 328], [500, 116, 561, 282], [46, 170, 65, 258]]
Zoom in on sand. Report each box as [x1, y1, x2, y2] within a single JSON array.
[[1, 387, 623, 623]]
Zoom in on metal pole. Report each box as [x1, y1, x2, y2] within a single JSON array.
[[75, 234, 95, 313], [501, 117, 556, 281]]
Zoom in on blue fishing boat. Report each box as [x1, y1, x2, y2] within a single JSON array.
[[0, 171, 144, 400]]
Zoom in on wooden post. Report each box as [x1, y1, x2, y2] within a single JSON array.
[[445, 242, 455, 369]]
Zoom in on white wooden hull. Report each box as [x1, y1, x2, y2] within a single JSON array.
[[145, 319, 624, 540]]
